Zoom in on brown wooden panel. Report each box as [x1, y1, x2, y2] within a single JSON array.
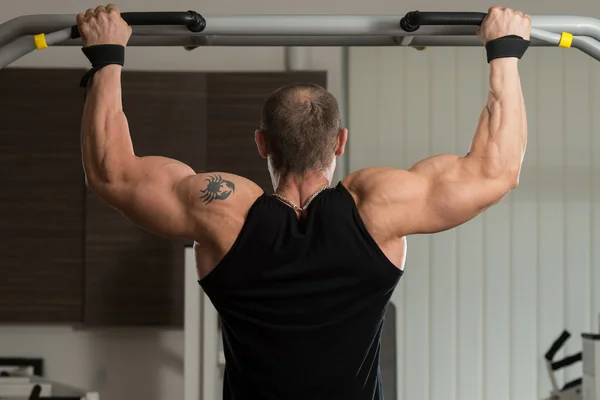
[[206, 72, 328, 193], [0, 69, 85, 322], [83, 71, 207, 326]]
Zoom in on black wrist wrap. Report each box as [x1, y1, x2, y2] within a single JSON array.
[[485, 35, 531, 63], [80, 45, 125, 87]]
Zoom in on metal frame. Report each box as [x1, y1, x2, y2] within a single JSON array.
[[582, 333, 600, 400], [541, 331, 584, 400], [184, 245, 223, 400], [2, 11, 600, 69]]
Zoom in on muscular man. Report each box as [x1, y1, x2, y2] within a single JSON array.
[[78, 5, 530, 399]]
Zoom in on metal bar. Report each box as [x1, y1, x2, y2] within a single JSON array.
[[1, 13, 600, 68], [2, 14, 600, 40], [45, 28, 71, 46], [337, 45, 350, 182], [572, 36, 600, 61], [183, 246, 201, 400], [532, 15, 600, 42], [50, 35, 403, 47], [0, 15, 74, 48], [0, 36, 35, 69], [126, 21, 477, 37], [531, 28, 561, 45], [407, 36, 555, 47], [49, 34, 559, 47]]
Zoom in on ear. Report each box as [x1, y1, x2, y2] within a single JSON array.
[[255, 130, 269, 159], [334, 128, 348, 157]]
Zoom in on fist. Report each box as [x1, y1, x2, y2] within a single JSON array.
[[76, 4, 132, 47], [477, 6, 531, 44]]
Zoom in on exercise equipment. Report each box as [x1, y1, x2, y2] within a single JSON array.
[[541, 330, 583, 400], [583, 333, 600, 400], [540, 330, 600, 400], [0, 358, 98, 400], [1, 11, 600, 69]]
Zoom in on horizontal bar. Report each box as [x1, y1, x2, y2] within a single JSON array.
[[532, 15, 600, 42], [71, 35, 403, 47], [2, 13, 600, 68], [530, 28, 561, 45], [129, 23, 477, 36], [4, 13, 600, 40], [408, 36, 555, 47]]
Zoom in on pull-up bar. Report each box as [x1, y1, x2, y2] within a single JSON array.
[[1, 11, 600, 69]]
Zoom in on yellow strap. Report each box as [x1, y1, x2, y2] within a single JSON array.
[[559, 32, 573, 49], [33, 34, 48, 50]]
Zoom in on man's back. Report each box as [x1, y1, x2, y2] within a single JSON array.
[[199, 183, 403, 400]]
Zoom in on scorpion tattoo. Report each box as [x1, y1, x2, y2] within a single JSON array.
[[200, 175, 236, 205]]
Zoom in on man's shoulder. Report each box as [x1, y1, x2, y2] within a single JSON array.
[[341, 167, 417, 203], [186, 172, 263, 206], [186, 173, 264, 277], [184, 172, 263, 234]]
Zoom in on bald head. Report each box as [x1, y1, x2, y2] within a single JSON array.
[[259, 83, 342, 175]]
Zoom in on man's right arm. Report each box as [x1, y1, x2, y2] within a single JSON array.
[[344, 55, 527, 236]]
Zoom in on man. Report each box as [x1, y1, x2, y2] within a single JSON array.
[[78, 5, 530, 399]]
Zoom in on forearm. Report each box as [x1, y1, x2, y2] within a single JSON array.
[[81, 65, 135, 184], [467, 58, 527, 180]]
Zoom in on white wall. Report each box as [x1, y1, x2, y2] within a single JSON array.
[[2, 0, 600, 399], [349, 45, 600, 400]]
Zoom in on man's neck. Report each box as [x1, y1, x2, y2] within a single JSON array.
[[274, 172, 331, 208]]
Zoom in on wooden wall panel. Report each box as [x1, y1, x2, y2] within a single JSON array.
[[0, 68, 85, 322], [0, 69, 328, 326]]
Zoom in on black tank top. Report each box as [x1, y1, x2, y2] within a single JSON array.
[[200, 182, 403, 400]]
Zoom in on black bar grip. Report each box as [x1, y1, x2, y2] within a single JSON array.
[[563, 378, 582, 391], [400, 11, 487, 32], [545, 330, 571, 361], [552, 352, 583, 370], [70, 11, 206, 39]]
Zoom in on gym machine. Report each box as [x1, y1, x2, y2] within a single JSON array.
[[583, 333, 600, 400], [540, 330, 600, 400], [0, 357, 99, 400], [1, 11, 600, 69], [542, 331, 584, 400]]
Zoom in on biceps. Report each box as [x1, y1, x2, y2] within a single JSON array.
[[409, 155, 512, 233]]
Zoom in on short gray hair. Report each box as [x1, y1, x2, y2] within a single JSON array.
[[260, 83, 342, 175]]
